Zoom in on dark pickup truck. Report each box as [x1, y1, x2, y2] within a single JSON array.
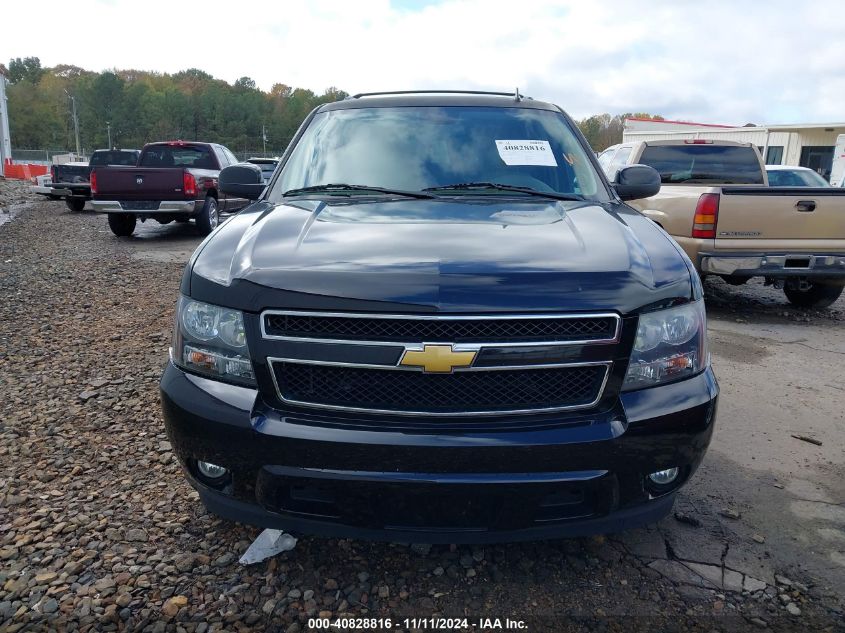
[[91, 141, 249, 236], [161, 91, 719, 543], [32, 149, 141, 212]]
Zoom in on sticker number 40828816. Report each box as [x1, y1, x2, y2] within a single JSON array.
[[495, 140, 558, 167]]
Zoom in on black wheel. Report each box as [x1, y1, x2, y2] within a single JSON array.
[[65, 198, 86, 212], [784, 282, 844, 308], [108, 213, 137, 237], [195, 196, 219, 235]]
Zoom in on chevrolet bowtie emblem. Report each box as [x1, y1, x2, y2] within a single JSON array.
[[399, 344, 477, 373]]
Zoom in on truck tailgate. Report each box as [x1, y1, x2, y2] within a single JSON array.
[[94, 167, 185, 200], [716, 187, 845, 247]]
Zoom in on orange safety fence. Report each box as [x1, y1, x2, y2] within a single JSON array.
[[2, 160, 49, 181]]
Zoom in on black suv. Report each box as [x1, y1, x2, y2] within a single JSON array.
[[160, 91, 718, 543]]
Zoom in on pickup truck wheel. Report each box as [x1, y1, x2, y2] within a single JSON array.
[[783, 282, 844, 308], [65, 198, 86, 212], [108, 213, 137, 237], [196, 197, 219, 235]]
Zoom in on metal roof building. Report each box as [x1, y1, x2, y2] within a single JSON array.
[[623, 117, 845, 181]]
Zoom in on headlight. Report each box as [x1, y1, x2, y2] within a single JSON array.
[[172, 297, 255, 385], [623, 300, 708, 390]]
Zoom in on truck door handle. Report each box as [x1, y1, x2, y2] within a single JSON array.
[[795, 200, 816, 212]]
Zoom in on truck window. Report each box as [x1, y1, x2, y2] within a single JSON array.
[[89, 151, 139, 166], [212, 146, 229, 167], [597, 148, 617, 173], [274, 106, 608, 201], [639, 144, 764, 184], [140, 145, 215, 169], [223, 148, 239, 165], [607, 146, 633, 179]]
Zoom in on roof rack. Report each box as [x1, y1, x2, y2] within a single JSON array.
[[347, 89, 532, 101]]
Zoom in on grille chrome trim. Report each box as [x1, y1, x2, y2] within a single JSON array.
[[260, 310, 622, 347], [267, 357, 612, 417]]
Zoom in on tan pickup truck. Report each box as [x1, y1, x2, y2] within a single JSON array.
[[599, 139, 845, 307]]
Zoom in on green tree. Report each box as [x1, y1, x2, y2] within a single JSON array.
[[577, 112, 663, 152], [5, 61, 350, 154], [7, 57, 44, 84]]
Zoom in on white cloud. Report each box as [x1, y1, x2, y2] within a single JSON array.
[[1, 0, 842, 124]]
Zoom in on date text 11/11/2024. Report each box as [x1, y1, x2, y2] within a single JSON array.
[[307, 617, 529, 630]]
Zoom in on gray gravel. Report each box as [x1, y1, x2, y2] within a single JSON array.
[[1, 197, 843, 632]]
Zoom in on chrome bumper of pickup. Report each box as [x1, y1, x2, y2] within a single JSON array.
[[90, 200, 197, 214], [700, 253, 845, 277]]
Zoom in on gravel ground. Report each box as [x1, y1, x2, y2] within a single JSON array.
[[1, 198, 843, 633], [0, 177, 39, 209], [0, 178, 40, 227]]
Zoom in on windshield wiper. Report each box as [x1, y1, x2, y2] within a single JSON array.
[[283, 183, 435, 199], [423, 182, 583, 201]]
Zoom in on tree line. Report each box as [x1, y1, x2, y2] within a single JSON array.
[[1, 57, 348, 155], [1, 57, 661, 154], [577, 112, 664, 152]]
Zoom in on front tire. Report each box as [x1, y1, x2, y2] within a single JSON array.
[[65, 198, 86, 212], [195, 196, 219, 235], [108, 213, 137, 237], [784, 282, 844, 308]]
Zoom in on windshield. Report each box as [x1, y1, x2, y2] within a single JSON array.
[[639, 144, 764, 184], [272, 106, 607, 201], [89, 150, 138, 166], [767, 168, 830, 187]]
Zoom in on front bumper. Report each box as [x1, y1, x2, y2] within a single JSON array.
[[90, 199, 199, 214], [160, 364, 718, 543], [700, 252, 845, 278]]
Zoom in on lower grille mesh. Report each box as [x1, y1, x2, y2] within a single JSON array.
[[273, 362, 606, 415]]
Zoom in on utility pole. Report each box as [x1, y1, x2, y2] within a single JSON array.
[[65, 90, 81, 158], [107, 122, 112, 149], [262, 124, 267, 156]]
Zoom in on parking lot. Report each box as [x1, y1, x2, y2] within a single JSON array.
[[1, 200, 843, 632]]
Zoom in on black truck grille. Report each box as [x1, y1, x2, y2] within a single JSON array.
[[272, 362, 607, 415], [263, 312, 618, 343]]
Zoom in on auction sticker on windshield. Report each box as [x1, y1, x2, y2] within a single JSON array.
[[495, 140, 558, 166]]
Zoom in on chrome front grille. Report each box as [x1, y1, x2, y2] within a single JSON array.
[[261, 311, 620, 417]]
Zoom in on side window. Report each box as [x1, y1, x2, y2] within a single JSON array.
[[223, 148, 239, 165], [212, 146, 228, 168], [610, 147, 634, 174], [608, 146, 633, 177], [597, 148, 617, 175]]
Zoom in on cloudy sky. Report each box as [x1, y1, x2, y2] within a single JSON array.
[[2, 0, 842, 125]]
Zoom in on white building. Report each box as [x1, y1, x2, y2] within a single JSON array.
[[623, 117, 845, 181]]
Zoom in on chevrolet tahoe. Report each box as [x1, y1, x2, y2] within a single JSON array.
[[160, 91, 719, 543]]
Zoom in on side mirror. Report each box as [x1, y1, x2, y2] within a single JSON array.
[[613, 164, 661, 201], [220, 163, 265, 200]]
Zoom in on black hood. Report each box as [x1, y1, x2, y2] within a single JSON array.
[[188, 197, 692, 315]]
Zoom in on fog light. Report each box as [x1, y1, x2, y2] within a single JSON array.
[[197, 460, 228, 480], [648, 467, 680, 486]]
